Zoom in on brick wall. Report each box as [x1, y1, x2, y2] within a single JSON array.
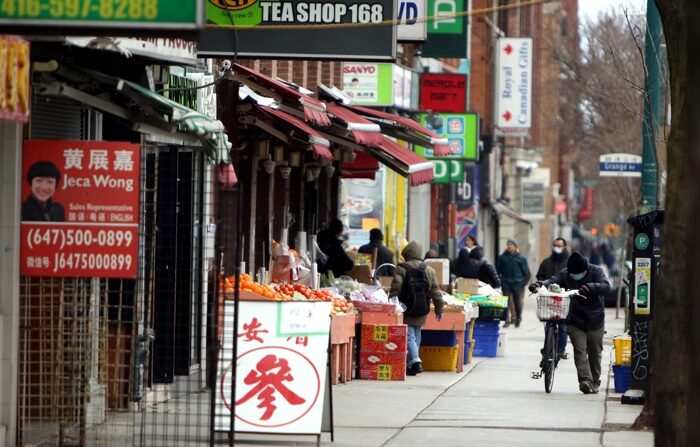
[[239, 59, 343, 92]]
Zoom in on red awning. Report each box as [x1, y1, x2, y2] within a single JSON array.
[[362, 137, 434, 186], [326, 103, 384, 147], [256, 106, 333, 160], [341, 149, 380, 180], [344, 105, 451, 156], [234, 63, 331, 127]]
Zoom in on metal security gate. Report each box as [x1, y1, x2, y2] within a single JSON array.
[[17, 135, 222, 446]]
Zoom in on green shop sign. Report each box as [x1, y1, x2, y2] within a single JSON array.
[[0, 0, 201, 29], [416, 113, 479, 161], [342, 63, 395, 106], [432, 159, 463, 183], [420, 0, 467, 58]]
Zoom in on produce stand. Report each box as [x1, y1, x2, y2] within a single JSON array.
[[330, 313, 356, 385]]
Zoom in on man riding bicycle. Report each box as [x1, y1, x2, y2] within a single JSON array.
[[529, 252, 610, 394]]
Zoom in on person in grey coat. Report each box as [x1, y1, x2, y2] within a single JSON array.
[[530, 252, 610, 394], [390, 241, 445, 376]]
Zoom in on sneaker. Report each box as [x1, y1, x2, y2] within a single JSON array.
[[406, 362, 423, 376], [515, 318, 522, 328], [591, 383, 600, 394], [558, 352, 569, 360], [504, 320, 511, 328], [579, 380, 593, 394]]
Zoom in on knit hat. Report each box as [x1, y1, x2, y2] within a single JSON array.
[[567, 252, 588, 274], [369, 228, 383, 241], [507, 238, 518, 247]]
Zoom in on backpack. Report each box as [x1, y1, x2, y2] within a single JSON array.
[[398, 262, 431, 317]]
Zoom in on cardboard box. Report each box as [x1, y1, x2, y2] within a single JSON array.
[[346, 264, 373, 284], [360, 324, 408, 353], [359, 351, 407, 380], [455, 277, 479, 295], [425, 258, 451, 286], [353, 301, 398, 314]]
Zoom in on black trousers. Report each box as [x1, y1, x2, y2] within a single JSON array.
[[505, 287, 524, 321]]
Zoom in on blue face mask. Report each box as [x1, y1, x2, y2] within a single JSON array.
[[570, 272, 586, 281]]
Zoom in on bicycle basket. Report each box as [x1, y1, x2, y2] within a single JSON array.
[[536, 294, 571, 321]]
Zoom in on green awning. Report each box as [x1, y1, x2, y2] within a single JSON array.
[[34, 61, 232, 163]]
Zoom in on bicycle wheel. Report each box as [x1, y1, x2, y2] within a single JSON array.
[[543, 324, 557, 393]]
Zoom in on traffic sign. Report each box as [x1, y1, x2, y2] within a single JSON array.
[[599, 153, 642, 177]]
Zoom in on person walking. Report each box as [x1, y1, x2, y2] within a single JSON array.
[[390, 241, 444, 376], [317, 219, 354, 278], [536, 238, 571, 359], [496, 239, 530, 327], [454, 246, 501, 289], [358, 228, 394, 268], [529, 252, 610, 394]]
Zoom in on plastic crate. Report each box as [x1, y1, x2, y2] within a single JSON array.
[[473, 333, 499, 357], [473, 320, 500, 334], [421, 330, 457, 347], [613, 364, 631, 393], [613, 336, 632, 365], [477, 306, 508, 320], [419, 345, 459, 371]]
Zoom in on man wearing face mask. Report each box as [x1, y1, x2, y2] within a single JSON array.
[[535, 238, 571, 359], [529, 252, 610, 395]]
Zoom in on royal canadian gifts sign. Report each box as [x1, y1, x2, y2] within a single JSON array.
[[216, 300, 331, 433], [20, 140, 140, 278]]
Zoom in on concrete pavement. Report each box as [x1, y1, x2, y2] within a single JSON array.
[[238, 298, 654, 447]]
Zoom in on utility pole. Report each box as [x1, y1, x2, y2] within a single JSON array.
[[641, 0, 662, 213]]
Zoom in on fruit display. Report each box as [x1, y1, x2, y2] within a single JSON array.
[[219, 274, 355, 315]]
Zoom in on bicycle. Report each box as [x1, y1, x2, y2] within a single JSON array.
[[530, 289, 578, 393]]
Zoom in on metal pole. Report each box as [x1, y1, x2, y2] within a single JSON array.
[[641, 0, 662, 213]]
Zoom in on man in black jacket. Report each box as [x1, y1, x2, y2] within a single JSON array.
[[530, 252, 610, 394], [455, 247, 501, 289], [536, 238, 571, 359], [317, 219, 354, 278], [358, 228, 394, 268]]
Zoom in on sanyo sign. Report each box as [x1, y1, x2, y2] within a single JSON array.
[[397, 0, 427, 41]]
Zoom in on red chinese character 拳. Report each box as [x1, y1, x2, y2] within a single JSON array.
[[236, 354, 306, 420], [238, 317, 269, 343]]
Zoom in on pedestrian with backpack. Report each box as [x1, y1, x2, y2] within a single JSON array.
[[390, 241, 445, 376]]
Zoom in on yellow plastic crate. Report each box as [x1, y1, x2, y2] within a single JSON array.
[[419, 345, 459, 371], [613, 336, 632, 365]]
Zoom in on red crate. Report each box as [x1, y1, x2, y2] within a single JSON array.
[[359, 351, 407, 381]]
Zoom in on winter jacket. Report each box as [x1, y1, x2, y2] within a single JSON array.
[[540, 264, 610, 331], [358, 241, 394, 267], [496, 250, 530, 293], [390, 241, 444, 326], [21, 194, 65, 222], [536, 250, 570, 281], [317, 230, 354, 278], [454, 248, 501, 288]]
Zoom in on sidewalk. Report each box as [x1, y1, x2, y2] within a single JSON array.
[[238, 299, 654, 447]]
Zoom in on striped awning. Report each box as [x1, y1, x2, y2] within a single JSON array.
[[362, 137, 434, 186], [254, 105, 333, 160]]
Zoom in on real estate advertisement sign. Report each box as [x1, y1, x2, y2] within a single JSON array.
[[495, 37, 533, 136], [416, 113, 479, 161], [200, 0, 396, 60], [20, 140, 140, 278]]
